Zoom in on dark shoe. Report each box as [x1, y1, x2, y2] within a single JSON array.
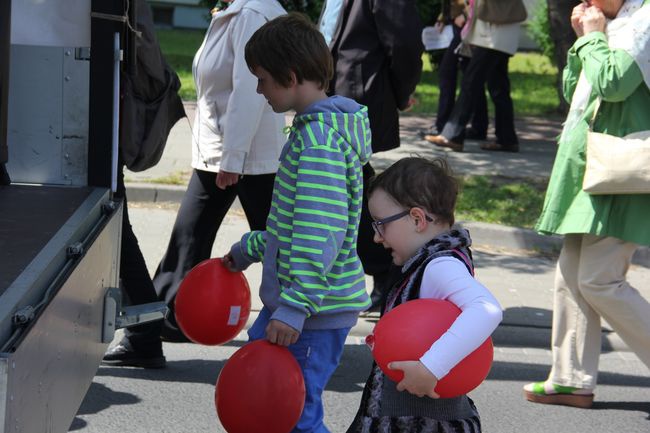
[[466, 127, 487, 141], [419, 127, 440, 139], [480, 142, 519, 152], [102, 344, 166, 369], [424, 134, 463, 152]]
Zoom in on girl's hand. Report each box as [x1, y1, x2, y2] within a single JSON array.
[[266, 319, 300, 346], [389, 361, 440, 398], [582, 6, 606, 34], [571, 3, 588, 37]]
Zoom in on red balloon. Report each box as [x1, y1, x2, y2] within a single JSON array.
[[368, 299, 493, 398], [175, 258, 251, 345], [215, 340, 306, 433]]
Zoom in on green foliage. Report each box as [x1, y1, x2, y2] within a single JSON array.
[[456, 176, 547, 229], [527, 1, 556, 65]]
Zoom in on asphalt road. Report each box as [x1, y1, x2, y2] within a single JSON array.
[[69, 204, 650, 433]]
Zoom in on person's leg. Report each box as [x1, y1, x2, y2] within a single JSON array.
[[103, 164, 165, 367], [482, 51, 519, 150], [247, 311, 350, 432], [358, 163, 394, 311], [548, 234, 601, 389], [237, 173, 275, 231], [458, 54, 488, 140], [469, 87, 488, 139], [434, 28, 462, 133], [288, 327, 350, 433], [523, 234, 596, 407], [427, 46, 494, 150], [576, 234, 650, 368], [152, 169, 237, 341]]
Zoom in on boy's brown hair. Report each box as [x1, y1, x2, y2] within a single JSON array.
[[368, 157, 459, 226], [245, 12, 333, 91]]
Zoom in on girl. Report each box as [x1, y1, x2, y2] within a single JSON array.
[[347, 157, 502, 432]]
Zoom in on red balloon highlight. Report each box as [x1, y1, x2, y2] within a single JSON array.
[[175, 258, 251, 345], [368, 298, 493, 398], [215, 340, 306, 433]]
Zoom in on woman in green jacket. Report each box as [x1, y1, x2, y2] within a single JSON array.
[[523, 0, 650, 409]]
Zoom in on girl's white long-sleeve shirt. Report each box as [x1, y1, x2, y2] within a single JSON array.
[[417, 257, 503, 380]]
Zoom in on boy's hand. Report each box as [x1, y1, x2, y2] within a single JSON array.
[[266, 319, 300, 346], [389, 361, 440, 399], [221, 253, 237, 272]]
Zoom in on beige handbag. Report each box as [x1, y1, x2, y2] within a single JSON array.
[[583, 99, 650, 195]]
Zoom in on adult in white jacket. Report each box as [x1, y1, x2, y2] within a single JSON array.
[[152, 0, 286, 343]]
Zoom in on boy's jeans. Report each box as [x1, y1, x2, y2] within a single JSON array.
[[248, 307, 350, 433]]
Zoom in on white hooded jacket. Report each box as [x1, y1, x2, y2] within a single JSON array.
[[191, 0, 286, 174]]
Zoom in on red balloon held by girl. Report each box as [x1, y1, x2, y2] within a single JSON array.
[[368, 298, 493, 398]]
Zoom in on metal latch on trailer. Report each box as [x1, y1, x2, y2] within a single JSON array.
[[102, 288, 168, 343]]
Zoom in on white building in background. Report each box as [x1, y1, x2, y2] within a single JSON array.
[[148, 0, 209, 29], [147, 0, 543, 50]]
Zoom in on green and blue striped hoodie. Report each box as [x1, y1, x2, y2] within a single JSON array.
[[229, 96, 372, 332]]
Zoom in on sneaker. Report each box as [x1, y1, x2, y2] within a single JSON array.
[[102, 344, 166, 369], [523, 381, 594, 408]]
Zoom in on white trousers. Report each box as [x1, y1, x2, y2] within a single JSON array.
[[549, 233, 650, 389]]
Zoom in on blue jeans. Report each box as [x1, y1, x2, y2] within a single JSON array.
[[248, 307, 350, 433]]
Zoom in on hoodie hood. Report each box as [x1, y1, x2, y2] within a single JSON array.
[[292, 95, 372, 165]]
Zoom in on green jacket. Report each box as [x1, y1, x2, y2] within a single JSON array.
[[536, 28, 650, 246]]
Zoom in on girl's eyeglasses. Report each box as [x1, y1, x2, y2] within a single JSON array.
[[371, 210, 434, 236]]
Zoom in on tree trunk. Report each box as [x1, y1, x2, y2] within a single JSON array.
[[547, 0, 577, 113]]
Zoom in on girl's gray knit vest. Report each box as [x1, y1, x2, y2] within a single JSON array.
[[348, 229, 482, 433]]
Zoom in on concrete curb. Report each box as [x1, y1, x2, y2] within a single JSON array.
[[126, 182, 650, 268]]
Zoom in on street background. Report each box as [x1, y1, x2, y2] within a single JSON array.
[[69, 106, 650, 432]]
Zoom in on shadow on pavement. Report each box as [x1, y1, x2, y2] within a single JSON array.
[[72, 383, 141, 427], [96, 358, 226, 385], [488, 360, 650, 389], [591, 401, 650, 418], [474, 250, 555, 275]]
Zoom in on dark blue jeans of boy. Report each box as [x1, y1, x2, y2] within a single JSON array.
[[248, 307, 350, 433]]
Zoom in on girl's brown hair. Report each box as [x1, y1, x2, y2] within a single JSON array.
[[368, 157, 459, 226]]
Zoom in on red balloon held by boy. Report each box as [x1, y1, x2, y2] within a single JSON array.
[[367, 298, 493, 398], [215, 340, 306, 433], [174, 258, 251, 345]]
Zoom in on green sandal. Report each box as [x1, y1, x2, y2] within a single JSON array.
[[523, 382, 594, 409]]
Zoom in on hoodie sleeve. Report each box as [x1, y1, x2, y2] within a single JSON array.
[[271, 139, 352, 332], [229, 230, 267, 271], [220, 8, 269, 173], [372, 0, 424, 110]]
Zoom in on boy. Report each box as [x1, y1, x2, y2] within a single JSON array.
[[223, 13, 373, 433]]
